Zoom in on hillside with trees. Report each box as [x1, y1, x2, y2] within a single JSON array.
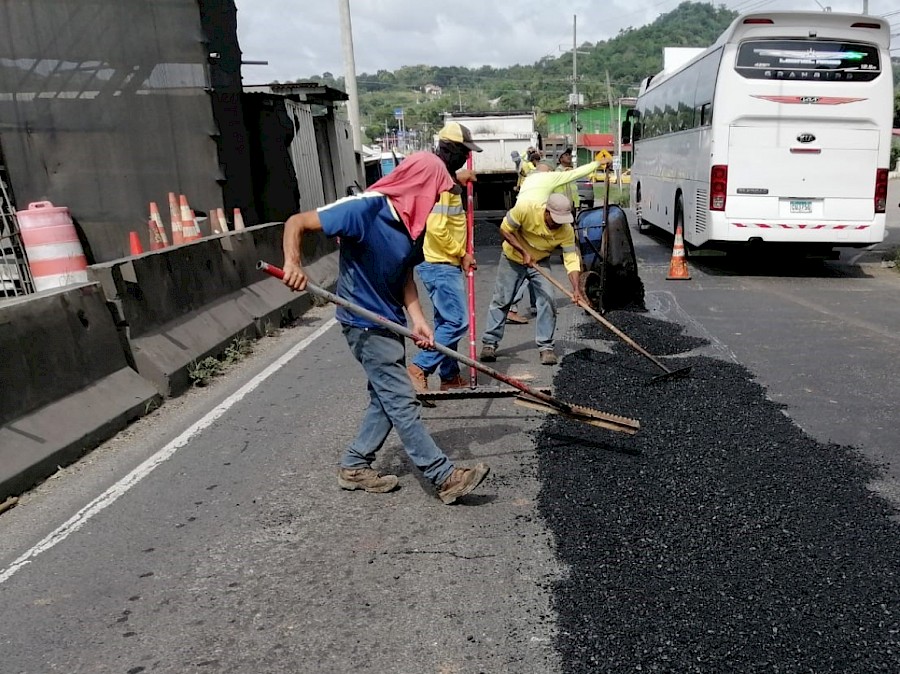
[[298, 2, 900, 143], [303, 2, 736, 142]]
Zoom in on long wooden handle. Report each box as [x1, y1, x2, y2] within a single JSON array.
[[257, 261, 565, 408]]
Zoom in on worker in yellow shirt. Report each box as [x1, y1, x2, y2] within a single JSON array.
[[407, 121, 481, 392], [515, 147, 541, 193], [506, 151, 598, 324], [554, 147, 581, 210], [480, 193, 584, 366], [517, 155, 598, 207]]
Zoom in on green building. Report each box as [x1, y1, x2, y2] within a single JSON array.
[[544, 102, 634, 167]]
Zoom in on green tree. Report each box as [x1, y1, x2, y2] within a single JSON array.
[[298, 2, 737, 132]]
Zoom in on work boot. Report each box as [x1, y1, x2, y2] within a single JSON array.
[[539, 349, 558, 366], [407, 364, 428, 393], [506, 311, 529, 324], [437, 463, 491, 504], [337, 467, 399, 493], [480, 343, 497, 362], [439, 374, 468, 391]]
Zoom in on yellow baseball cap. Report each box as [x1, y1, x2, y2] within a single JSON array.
[[438, 122, 482, 152]]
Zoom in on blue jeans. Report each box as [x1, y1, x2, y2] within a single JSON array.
[[511, 278, 537, 314], [481, 255, 557, 351], [412, 262, 469, 380], [341, 325, 454, 485]]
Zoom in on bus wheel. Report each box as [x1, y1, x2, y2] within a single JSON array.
[[636, 188, 649, 234]]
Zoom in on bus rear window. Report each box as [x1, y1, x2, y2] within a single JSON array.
[[735, 40, 880, 81]]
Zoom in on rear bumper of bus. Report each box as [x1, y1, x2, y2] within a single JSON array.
[[711, 213, 886, 247]]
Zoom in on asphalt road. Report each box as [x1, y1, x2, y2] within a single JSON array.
[[0, 181, 899, 673]]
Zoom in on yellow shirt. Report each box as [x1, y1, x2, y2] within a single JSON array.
[[554, 166, 580, 208], [422, 187, 466, 265], [500, 201, 581, 274], [516, 161, 597, 205], [516, 159, 536, 190]]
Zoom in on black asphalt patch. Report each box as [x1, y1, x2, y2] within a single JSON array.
[[538, 311, 900, 673]]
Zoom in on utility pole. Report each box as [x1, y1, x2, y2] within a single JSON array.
[[571, 14, 579, 164], [862, 0, 868, 13], [338, 0, 362, 153]]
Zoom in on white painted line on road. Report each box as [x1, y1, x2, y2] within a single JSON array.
[[849, 244, 877, 265], [0, 318, 337, 586]]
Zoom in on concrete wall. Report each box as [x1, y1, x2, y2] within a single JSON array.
[[0, 284, 160, 500], [1, 221, 338, 500], [89, 222, 338, 397]]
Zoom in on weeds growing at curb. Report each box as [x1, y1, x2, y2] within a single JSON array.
[[188, 335, 255, 387]]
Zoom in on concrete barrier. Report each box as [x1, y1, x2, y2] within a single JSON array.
[[0, 283, 160, 501], [89, 222, 338, 396]]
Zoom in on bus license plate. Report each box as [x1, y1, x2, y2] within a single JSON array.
[[790, 200, 812, 214]]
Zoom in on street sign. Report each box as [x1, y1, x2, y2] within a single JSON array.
[[394, 108, 404, 120], [612, 156, 621, 173], [594, 149, 613, 164]]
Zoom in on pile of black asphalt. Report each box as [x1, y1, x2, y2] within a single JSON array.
[[537, 311, 900, 673]]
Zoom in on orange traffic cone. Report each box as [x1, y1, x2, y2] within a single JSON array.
[[209, 208, 222, 234], [184, 209, 201, 242], [179, 194, 193, 235], [129, 231, 144, 256], [149, 202, 169, 248], [233, 207, 245, 231], [148, 217, 165, 251], [666, 223, 691, 280], [168, 192, 184, 245]]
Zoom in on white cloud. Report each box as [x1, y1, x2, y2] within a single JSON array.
[[234, 0, 898, 84]]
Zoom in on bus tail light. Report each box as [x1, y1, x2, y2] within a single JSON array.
[[851, 22, 881, 29], [743, 18, 773, 24], [710, 165, 728, 211], [875, 168, 888, 214]]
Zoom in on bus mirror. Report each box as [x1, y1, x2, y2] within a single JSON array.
[[621, 120, 632, 145]]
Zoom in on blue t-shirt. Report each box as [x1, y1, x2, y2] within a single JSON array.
[[317, 193, 423, 329]]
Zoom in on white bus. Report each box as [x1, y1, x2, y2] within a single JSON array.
[[624, 11, 893, 254]]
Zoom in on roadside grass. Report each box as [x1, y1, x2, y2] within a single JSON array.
[[882, 245, 900, 271], [188, 334, 255, 387]]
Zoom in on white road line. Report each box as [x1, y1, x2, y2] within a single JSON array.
[[849, 243, 877, 265], [0, 318, 337, 586]]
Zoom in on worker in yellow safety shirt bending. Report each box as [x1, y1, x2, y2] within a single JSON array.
[[505, 148, 599, 324], [479, 193, 584, 367]]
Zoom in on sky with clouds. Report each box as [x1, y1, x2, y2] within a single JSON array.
[[234, 0, 897, 85]]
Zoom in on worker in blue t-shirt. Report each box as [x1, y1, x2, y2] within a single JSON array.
[[281, 152, 490, 505]]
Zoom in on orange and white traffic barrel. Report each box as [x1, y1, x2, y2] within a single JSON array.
[[16, 201, 89, 292]]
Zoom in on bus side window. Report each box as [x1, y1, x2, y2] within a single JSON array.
[[699, 102, 713, 126], [622, 110, 642, 144]]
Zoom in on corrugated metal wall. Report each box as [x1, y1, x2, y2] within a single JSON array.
[[334, 118, 360, 193], [286, 101, 326, 212], [0, 0, 225, 262]]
